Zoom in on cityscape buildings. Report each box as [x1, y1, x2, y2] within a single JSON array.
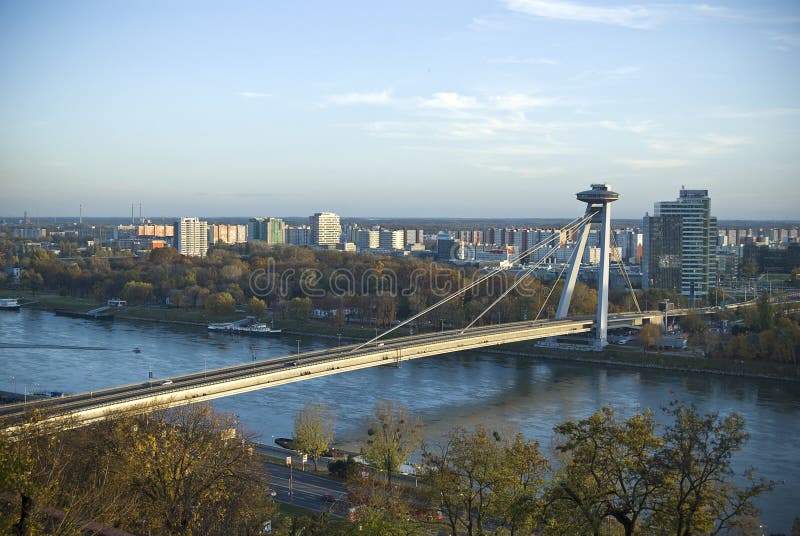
[[309, 212, 341, 248], [642, 189, 717, 297], [175, 217, 209, 258]]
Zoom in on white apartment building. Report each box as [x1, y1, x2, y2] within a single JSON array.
[[177, 217, 209, 257]]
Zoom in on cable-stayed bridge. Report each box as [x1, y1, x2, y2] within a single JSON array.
[[2, 184, 668, 429]]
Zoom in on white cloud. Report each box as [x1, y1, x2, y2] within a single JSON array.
[[490, 94, 561, 111], [237, 91, 271, 99], [506, 0, 656, 29], [487, 56, 559, 65], [328, 90, 393, 105], [617, 159, 692, 169], [418, 92, 482, 111]]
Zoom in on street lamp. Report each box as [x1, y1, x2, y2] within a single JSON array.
[[296, 339, 300, 355], [9, 376, 15, 394], [337, 333, 342, 346]]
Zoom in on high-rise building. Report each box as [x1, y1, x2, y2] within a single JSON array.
[[176, 217, 209, 257], [354, 229, 380, 250], [309, 212, 341, 248], [248, 217, 285, 245], [379, 230, 404, 250], [209, 223, 247, 245], [643, 189, 717, 296], [285, 226, 310, 246]]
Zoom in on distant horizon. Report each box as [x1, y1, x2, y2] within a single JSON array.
[[1, 1, 798, 219], [3, 215, 799, 227]]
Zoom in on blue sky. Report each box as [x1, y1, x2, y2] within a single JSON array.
[[1, 0, 798, 220]]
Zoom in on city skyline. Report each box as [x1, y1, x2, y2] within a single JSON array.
[[1, 1, 799, 219]]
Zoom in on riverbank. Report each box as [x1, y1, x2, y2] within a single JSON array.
[[10, 292, 798, 382], [485, 343, 800, 383]]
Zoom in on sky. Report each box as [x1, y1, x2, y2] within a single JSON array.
[[1, 0, 798, 220]]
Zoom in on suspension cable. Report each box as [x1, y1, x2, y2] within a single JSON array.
[[351, 213, 595, 351], [609, 232, 641, 313], [459, 240, 567, 333]]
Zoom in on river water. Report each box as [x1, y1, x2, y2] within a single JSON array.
[[1, 308, 798, 532]]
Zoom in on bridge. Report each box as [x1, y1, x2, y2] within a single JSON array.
[[1, 184, 669, 429]]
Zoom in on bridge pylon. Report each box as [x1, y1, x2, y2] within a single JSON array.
[[555, 183, 619, 348]]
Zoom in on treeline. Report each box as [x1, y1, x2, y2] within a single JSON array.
[[1, 401, 782, 536], [0, 243, 666, 329], [679, 293, 800, 368]]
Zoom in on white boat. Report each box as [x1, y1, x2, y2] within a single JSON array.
[[208, 317, 282, 336], [0, 298, 21, 311]]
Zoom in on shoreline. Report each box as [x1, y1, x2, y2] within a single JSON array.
[[18, 300, 800, 383]]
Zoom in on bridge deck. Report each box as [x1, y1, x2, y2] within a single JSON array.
[[1, 312, 662, 429]]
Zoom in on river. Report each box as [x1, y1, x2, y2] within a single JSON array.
[[1, 308, 798, 532]]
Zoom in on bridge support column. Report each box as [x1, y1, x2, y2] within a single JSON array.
[[557, 184, 619, 349]]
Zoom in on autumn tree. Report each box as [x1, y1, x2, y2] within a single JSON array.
[[549, 408, 664, 536], [205, 291, 236, 315], [293, 402, 335, 471], [651, 402, 774, 535], [121, 280, 154, 304], [361, 400, 421, 487], [638, 323, 662, 351], [106, 403, 273, 535]]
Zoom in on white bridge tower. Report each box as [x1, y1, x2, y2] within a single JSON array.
[[555, 183, 619, 348]]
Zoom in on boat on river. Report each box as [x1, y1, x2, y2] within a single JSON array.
[[0, 298, 21, 311], [208, 316, 282, 337]]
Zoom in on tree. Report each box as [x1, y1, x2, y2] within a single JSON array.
[[20, 269, 43, 296], [549, 408, 664, 536], [638, 323, 662, 351], [361, 401, 421, 487], [651, 402, 774, 535], [121, 280, 154, 304], [424, 426, 548, 536], [293, 402, 335, 471], [286, 297, 312, 320], [106, 403, 273, 535], [247, 296, 267, 318], [205, 291, 236, 315]]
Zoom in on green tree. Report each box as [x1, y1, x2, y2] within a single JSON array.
[[247, 296, 267, 318], [293, 402, 335, 472], [549, 408, 664, 536], [286, 296, 312, 320], [121, 280, 155, 304], [205, 291, 236, 315], [361, 400, 421, 487], [651, 402, 774, 535], [20, 269, 43, 296]]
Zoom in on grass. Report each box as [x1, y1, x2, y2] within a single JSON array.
[[8, 291, 104, 312]]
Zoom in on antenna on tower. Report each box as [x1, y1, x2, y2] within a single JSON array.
[[131, 203, 135, 224], [79, 204, 83, 224]]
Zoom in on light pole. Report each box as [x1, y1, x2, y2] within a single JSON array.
[[296, 339, 300, 355], [9, 376, 15, 394], [337, 333, 342, 346]]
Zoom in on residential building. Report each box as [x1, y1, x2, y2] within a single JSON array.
[[309, 212, 341, 248], [286, 226, 310, 247], [176, 217, 209, 257], [248, 217, 285, 245], [210, 223, 247, 245], [642, 189, 717, 296], [379, 229, 404, 250]]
